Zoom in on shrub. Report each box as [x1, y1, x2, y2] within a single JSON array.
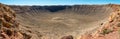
[[118, 29, 120, 34], [101, 29, 112, 35], [117, 23, 120, 27]]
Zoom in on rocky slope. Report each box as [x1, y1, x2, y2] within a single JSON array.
[[80, 4, 120, 39], [0, 3, 23, 39]]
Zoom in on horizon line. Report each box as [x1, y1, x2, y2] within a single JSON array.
[[2, 3, 120, 6]]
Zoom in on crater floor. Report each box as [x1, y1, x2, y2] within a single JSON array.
[[10, 5, 113, 39]]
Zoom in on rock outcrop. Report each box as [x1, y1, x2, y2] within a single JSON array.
[[0, 3, 23, 39]]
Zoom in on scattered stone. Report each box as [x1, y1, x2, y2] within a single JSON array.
[[61, 35, 73, 39]]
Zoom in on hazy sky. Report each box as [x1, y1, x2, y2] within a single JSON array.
[[0, 0, 120, 5]]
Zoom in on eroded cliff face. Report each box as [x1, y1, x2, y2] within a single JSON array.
[[80, 4, 120, 39], [0, 3, 23, 39]]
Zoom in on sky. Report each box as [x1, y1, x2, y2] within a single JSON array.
[[0, 0, 120, 5]]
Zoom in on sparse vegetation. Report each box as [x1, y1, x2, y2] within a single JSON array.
[[101, 29, 113, 35], [117, 23, 120, 27], [118, 29, 120, 34], [118, 29, 120, 39]]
